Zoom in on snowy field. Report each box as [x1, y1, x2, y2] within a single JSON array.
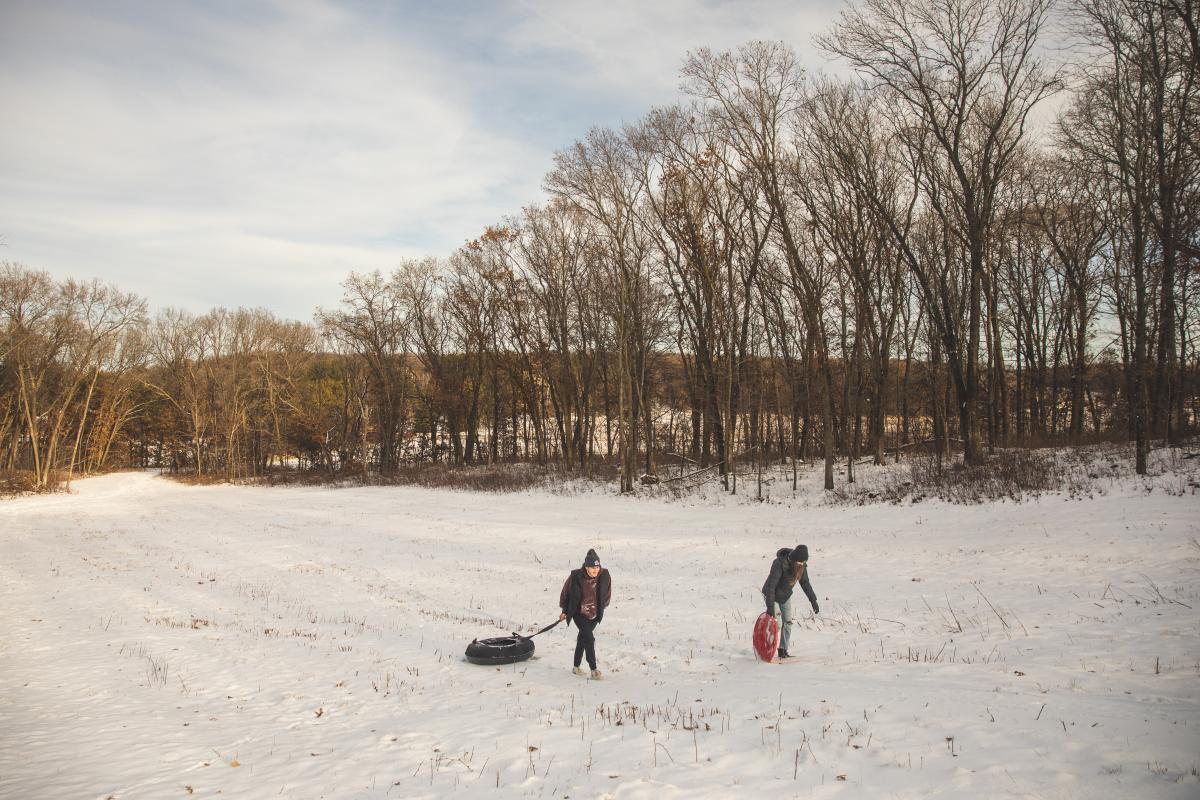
[[1, 464, 1198, 799]]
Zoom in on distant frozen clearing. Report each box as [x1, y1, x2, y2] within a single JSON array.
[[1, 470, 1198, 798]]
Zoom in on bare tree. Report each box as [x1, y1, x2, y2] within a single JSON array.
[[1058, 0, 1198, 470], [800, 80, 907, 468], [682, 42, 843, 490], [547, 127, 662, 491], [6, 270, 146, 487], [821, 0, 1060, 465], [318, 271, 410, 474]]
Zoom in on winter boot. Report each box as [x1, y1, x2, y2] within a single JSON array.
[[590, 669, 603, 680], [776, 648, 790, 660], [573, 666, 586, 676]]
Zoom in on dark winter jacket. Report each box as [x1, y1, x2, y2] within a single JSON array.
[[762, 548, 817, 612], [560, 568, 612, 625]]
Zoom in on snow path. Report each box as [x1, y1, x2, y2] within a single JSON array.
[[1, 471, 1197, 798]]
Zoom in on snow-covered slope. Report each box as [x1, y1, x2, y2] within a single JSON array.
[[1, 469, 1197, 798]]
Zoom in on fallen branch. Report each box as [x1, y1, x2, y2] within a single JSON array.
[[659, 463, 721, 484], [887, 437, 966, 454]]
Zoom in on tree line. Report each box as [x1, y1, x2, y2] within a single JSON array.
[[1, 0, 1196, 493]]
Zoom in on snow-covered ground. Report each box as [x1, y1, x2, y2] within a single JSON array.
[[1, 464, 1198, 799]]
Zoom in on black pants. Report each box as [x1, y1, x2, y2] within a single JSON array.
[[572, 614, 599, 669]]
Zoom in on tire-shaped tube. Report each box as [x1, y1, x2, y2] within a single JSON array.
[[753, 612, 779, 662], [464, 635, 535, 665]]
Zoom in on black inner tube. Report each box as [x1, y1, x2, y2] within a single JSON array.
[[465, 635, 534, 664]]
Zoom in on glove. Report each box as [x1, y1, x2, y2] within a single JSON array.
[[812, 602, 820, 615]]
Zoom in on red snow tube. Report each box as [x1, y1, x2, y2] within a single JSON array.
[[753, 611, 779, 662]]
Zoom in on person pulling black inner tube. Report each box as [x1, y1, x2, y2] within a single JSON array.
[[558, 548, 611, 679]]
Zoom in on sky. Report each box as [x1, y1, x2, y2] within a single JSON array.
[[0, 0, 845, 321]]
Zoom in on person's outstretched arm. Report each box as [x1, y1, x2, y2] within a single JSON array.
[[799, 570, 818, 614]]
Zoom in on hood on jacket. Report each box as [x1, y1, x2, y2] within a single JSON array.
[[776, 547, 793, 560]]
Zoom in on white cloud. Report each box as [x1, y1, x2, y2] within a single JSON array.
[[505, 0, 845, 104], [0, 0, 845, 320]]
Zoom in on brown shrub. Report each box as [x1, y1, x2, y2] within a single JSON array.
[[162, 461, 615, 494], [0, 469, 75, 496], [0, 470, 41, 497], [841, 447, 1119, 505]]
